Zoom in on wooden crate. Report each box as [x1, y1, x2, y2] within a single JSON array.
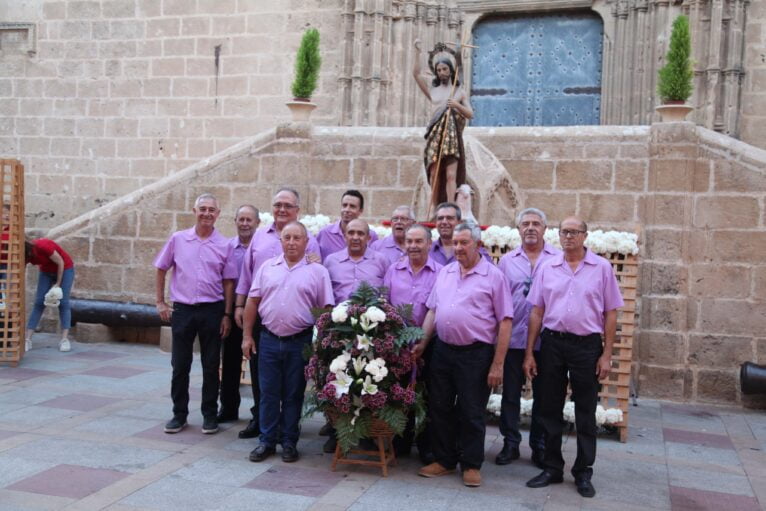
[[489, 245, 639, 443], [0, 160, 26, 366]]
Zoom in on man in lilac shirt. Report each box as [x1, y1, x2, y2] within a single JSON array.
[[429, 202, 491, 265], [232, 187, 320, 440], [412, 222, 514, 488], [384, 224, 442, 464], [324, 219, 389, 303], [524, 216, 624, 498], [371, 205, 415, 266], [495, 208, 560, 467], [316, 189, 378, 260], [154, 193, 238, 436], [242, 221, 334, 464], [218, 205, 259, 425]]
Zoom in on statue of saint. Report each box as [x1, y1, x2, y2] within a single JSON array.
[[413, 40, 474, 217]]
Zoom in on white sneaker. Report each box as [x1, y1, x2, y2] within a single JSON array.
[[25, 339, 32, 352], [59, 339, 71, 352]]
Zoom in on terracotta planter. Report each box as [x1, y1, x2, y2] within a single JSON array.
[[286, 100, 317, 122], [655, 103, 693, 122]]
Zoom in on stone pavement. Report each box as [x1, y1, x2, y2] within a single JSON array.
[[0, 335, 764, 511]]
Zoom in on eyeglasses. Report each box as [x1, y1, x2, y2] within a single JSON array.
[[559, 229, 585, 238], [272, 202, 297, 210], [523, 276, 533, 297]]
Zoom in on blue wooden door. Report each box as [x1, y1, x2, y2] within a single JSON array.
[[471, 13, 603, 127]]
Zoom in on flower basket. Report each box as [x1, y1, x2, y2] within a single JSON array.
[[305, 283, 426, 458]]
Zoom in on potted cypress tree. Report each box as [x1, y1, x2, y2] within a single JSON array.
[[286, 28, 321, 122], [655, 15, 694, 122]]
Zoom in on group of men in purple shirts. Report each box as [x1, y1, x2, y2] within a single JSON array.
[[154, 187, 623, 497]]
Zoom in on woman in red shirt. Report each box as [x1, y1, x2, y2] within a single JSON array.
[[25, 238, 75, 352]]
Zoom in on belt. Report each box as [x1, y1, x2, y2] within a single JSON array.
[[173, 301, 223, 308], [438, 339, 492, 351], [543, 329, 601, 341], [263, 326, 313, 342]]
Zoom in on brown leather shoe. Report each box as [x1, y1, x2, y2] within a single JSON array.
[[418, 462, 455, 478], [462, 468, 481, 487]]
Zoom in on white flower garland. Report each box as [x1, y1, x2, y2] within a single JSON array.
[[486, 394, 624, 426], [257, 214, 639, 255]]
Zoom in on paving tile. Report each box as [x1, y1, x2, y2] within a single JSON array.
[[75, 416, 160, 437], [67, 350, 129, 361], [38, 393, 120, 412], [664, 441, 742, 468], [217, 487, 315, 511], [668, 464, 754, 496], [0, 368, 53, 381], [350, 479, 461, 510], [0, 488, 74, 510], [245, 465, 346, 498], [41, 374, 166, 396], [0, 429, 20, 441], [0, 458, 56, 488], [669, 485, 761, 511], [173, 456, 271, 487], [120, 476, 236, 511], [133, 423, 213, 446], [662, 427, 735, 450], [0, 387, 69, 405], [585, 458, 670, 509], [81, 366, 151, 379], [1, 437, 171, 474], [0, 404, 81, 427], [7, 463, 128, 499], [114, 401, 172, 420]]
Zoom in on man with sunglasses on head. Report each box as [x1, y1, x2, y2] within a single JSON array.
[[523, 216, 623, 499], [232, 188, 320, 441], [496, 208, 560, 467]]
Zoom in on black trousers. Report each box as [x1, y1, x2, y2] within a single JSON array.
[[499, 348, 546, 452], [429, 339, 494, 470], [537, 329, 603, 478], [170, 301, 224, 420], [219, 320, 260, 421], [393, 339, 434, 456]]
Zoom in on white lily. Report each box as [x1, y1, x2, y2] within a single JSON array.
[[331, 371, 352, 396], [356, 334, 372, 351], [329, 352, 351, 374], [363, 306, 386, 323], [331, 302, 349, 323], [350, 317, 358, 326], [361, 376, 378, 396], [352, 356, 367, 376]]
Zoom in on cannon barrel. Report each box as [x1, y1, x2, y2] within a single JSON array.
[[740, 362, 766, 395], [71, 299, 168, 327]]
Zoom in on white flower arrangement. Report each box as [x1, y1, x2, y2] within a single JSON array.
[[331, 302, 349, 323], [329, 351, 388, 395], [256, 213, 331, 236], [371, 225, 392, 239], [485, 395, 623, 426], [481, 227, 639, 255]]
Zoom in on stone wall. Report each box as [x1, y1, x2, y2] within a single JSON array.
[[40, 122, 766, 405], [740, 0, 766, 148]]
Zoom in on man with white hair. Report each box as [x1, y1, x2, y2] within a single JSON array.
[[155, 193, 238, 436], [412, 222, 514, 488], [495, 208, 560, 467], [371, 205, 415, 265]]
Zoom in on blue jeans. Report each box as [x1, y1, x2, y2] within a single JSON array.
[[27, 268, 75, 331], [258, 328, 312, 448]]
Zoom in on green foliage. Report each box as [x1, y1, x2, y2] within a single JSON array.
[[397, 326, 424, 348], [657, 15, 693, 102], [335, 412, 373, 453], [291, 28, 321, 99], [376, 406, 408, 436], [394, 303, 414, 323], [348, 281, 383, 306]]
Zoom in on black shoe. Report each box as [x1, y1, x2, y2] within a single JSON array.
[[238, 419, 260, 439], [531, 449, 545, 469], [526, 470, 564, 488], [216, 410, 239, 423], [319, 422, 333, 436], [323, 434, 337, 454], [201, 417, 219, 434], [575, 477, 596, 498], [164, 417, 187, 434], [495, 443, 520, 465], [249, 444, 276, 462], [281, 445, 300, 463]]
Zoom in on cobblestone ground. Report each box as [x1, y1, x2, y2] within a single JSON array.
[[0, 335, 764, 511]]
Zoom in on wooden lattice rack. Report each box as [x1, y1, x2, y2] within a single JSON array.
[[489, 245, 638, 443], [0, 160, 26, 366]]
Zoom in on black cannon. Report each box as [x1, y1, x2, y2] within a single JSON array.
[[740, 362, 766, 395], [71, 299, 168, 327]]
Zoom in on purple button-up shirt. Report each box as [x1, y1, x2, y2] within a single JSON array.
[[317, 220, 378, 261], [498, 243, 561, 350], [249, 255, 334, 337], [371, 235, 406, 266], [426, 258, 514, 346], [228, 236, 249, 288], [235, 223, 321, 296], [429, 238, 492, 266], [526, 248, 624, 336], [383, 257, 443, 327], [154, 227, 238, 305], [324, 248, 389, 303]]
